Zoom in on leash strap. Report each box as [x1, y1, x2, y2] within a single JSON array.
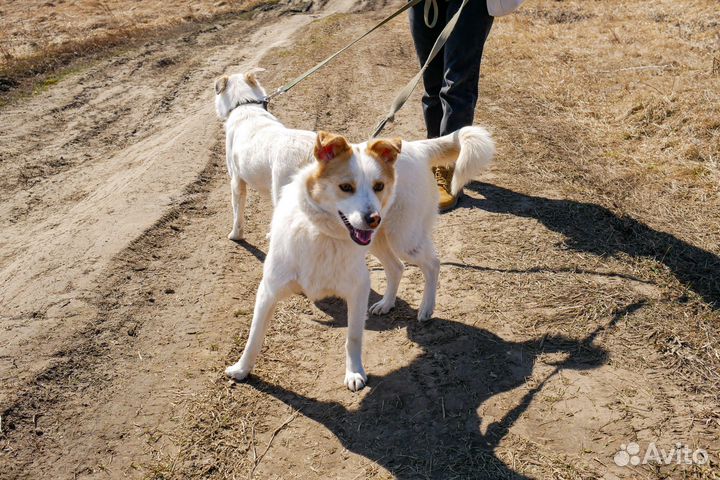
[[424, 0, 439, 28], [267, 0, 425, 101], [370, 0, 470, 138]]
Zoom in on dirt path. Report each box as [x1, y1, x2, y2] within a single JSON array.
[[1, 0, 719, 479], [0, 1, 371, 477]]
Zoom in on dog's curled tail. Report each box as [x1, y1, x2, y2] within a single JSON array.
[[422, 126, 495, 196], [450, 126, 495, 196]]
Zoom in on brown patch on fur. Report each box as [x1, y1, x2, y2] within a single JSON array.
[[307, 131, 353, 202], [244, 72, 257, 87], [367, 138, 401, 209], [367, 138, 402, 174], [367, 138, 402, 162], [243, 67, 265, 87], [367, 138, 401, 181], [313, 130, 352, 165], [215, 75, 228, 95]]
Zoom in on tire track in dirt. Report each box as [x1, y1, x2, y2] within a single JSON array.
[[1, 150, 225, 479]]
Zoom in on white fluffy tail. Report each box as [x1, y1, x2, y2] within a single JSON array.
[[449, 126, 495, 196], [416, 126, 495, 196]]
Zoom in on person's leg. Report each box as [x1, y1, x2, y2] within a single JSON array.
[[430, 0, 493, 212], [409, 1, 448, 139], [439, 0, 494, 136]]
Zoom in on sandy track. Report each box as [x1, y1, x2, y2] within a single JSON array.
[[1, 0, 719, 479]]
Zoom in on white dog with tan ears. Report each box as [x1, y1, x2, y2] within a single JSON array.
[[215, 68, 316, 241], [216, 71, 494, 390]]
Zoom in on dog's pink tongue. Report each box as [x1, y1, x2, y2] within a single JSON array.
[[356, 230, 372, 244]]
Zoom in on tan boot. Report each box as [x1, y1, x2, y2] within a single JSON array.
[[433, 166, 459, 212]]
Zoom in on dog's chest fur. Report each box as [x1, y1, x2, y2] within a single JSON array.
[[289, 234, 367, 301], [268, 184, 369, 302]]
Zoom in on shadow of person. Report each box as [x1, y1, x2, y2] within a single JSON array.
[[245, 298, 633, 479], [464, 182, 720, 309]]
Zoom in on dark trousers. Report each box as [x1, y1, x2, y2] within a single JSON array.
[[409, 0, 494, 138]]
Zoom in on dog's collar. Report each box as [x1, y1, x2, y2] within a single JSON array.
[[232, 98, 269, 111]]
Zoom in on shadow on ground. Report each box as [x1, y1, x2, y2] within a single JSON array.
[[463, 182, 720, 309], [248, 294, 641, 479], [232, 238, 266, 262]]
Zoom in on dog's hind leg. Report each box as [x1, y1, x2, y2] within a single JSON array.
[[400, 237, 440, 322], [228, 175, 247, 241], [225, 280, 278, 380], [369, 233, 404, 316]]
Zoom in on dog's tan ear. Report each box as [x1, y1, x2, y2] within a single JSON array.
[[314, 131, 351, 162], [367, 138, 402, 164], [244, 67, 266, 87], [215, 76, 229, 95]]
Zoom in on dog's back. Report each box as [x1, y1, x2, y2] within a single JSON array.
[[383, 126, 495, 244]]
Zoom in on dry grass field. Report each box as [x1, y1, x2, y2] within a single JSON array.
[[0, 0, 718, 479], [0, 0, 281, 90]]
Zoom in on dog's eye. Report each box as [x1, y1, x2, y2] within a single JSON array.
[[373, 182, 384, 192], [339, 183, 355, 193]]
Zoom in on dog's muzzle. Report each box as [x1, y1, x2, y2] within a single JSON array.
[[339, 211, 374, 246]]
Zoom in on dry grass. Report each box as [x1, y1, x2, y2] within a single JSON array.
[[481, 0, 720, 387], [0, 0, 279, 92], [499, 0, 719, 215]]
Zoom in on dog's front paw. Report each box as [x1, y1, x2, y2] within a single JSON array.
[[228, 229, 244, 241], [344, 370, 367, 392], [225, 362, 251, 381], [417, 302, 435, 322], [369, 298, 395, 316]]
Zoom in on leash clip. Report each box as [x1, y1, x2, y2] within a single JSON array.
[[265, 87, 285, 102]]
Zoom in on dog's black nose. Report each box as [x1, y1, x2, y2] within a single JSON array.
[[364, 212, 381, 229]]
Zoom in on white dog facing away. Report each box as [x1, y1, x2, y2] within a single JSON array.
[[215, 68, 316, 241], [216, 71, 495, 390]]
